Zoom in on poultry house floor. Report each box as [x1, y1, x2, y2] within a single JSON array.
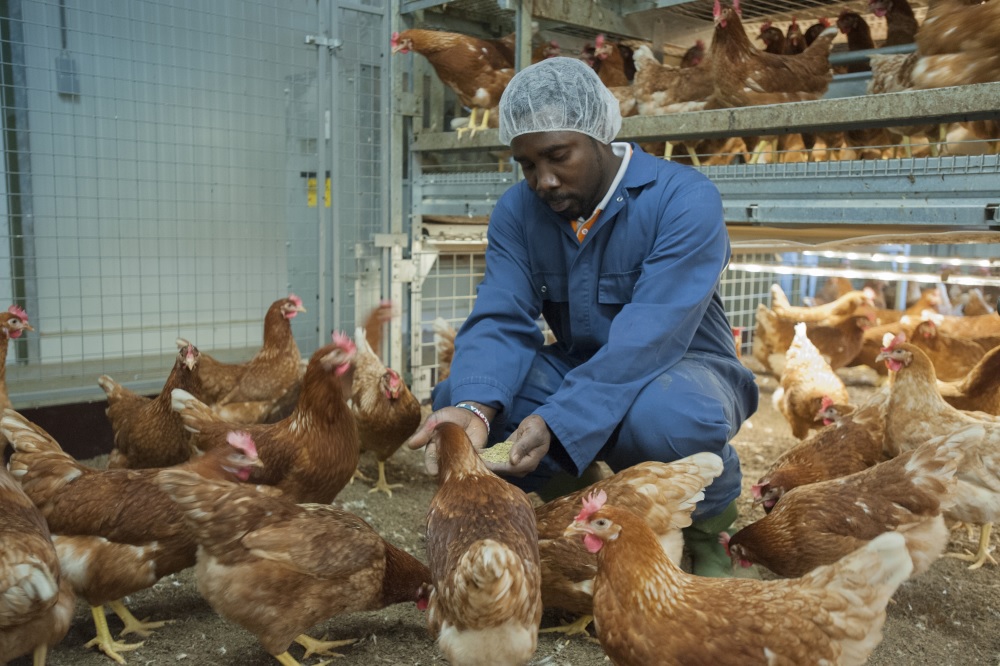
[[20, 365, 1000, 666]]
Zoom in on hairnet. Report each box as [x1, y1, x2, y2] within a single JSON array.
[[498, 57, 622, 146]]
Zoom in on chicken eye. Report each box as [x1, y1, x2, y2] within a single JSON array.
[[593, 519, 609, 528]]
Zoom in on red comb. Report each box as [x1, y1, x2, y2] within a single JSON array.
[[821, 395, 834, 410], [713, 0, 722, 18], [390, 31, 399, 45], [226, 431, 257, 458], [750, 483, 764, 500], [820, 17, 831, 26], [574, 490, 608, 522], [288, 294, 302, 307], [7, 305, 28, 322], [733, 0, 741, 15], [760, 20, 772, 31], [595, 33, 605, 48], [880, 331, 906, 353], [331, 330, 356, 353]]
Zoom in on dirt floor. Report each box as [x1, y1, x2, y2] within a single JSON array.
[[17, 364, 1000, 666]]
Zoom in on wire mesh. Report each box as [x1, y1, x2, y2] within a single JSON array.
[[0, 0, 340, 407]]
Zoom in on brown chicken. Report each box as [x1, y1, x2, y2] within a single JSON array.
[[631, 45, 713, 115], [566, 492, 912, 666], [202, 295, 306, 424], [878, 337, 1000, 569], [0, 462, 75, 665], [433, 317, 458, 383], [801, 313, 874, 370], [424, 422, 542, 666], [938, 344, 1000, 415], [729, 428, 971, 577], [391, 29, 514, 137], [913, 0, 1000, 88], [757, 22, 785, 55], [870, 0, 919, 46], [960, 288, 996, 317], [910, 318, 987, 381], [867, 52, 944, 156], [589, 34, 634, 88], [936, 311, 1000, 351], [155, 470, 431, 666], [0, 305, 34, 413], [753, 285, 874, 374], [535, 454, 723, 637], [1, 410, 262, 663], [680, 39, 705, 67], [784, 18, 807, 55], [708, 0, 837, 109], [774, 323, 851, 439], [352, 323, 421, 497], [754, 386, 891, 512], [101, 343, 202, 470], [173, 332, 359, 504]]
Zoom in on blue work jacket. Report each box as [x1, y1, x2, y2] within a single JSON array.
[[448, 144, 742, 475]]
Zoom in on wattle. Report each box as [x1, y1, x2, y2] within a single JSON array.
[[584, 534, 603, 553]]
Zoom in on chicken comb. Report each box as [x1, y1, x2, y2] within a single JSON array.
[[595, 33, 605, 48], [696, 39, 705, 47], [7, 304, 28, 322], [880, 331, 906, 352], [288, 293, 303, 308], [226, 430, 258, 458], [331, 330, 357, 353], [790, 16, 799, 25], [574, 489, 608, 522], [750, 483, 764, 500], [733, 0, 741, 16], [760, 20, 772, 31], [820, 395, 835, 411], [713, 0, 722, 18], [820, 17, 831, 26], [390, 31, 400, 46]]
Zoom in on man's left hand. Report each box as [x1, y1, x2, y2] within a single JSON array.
[[484, 414, 551, 477]]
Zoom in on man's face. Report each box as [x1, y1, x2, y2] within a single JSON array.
[[510, 131, 609, 221]]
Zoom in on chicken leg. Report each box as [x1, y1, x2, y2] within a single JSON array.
[[368, 460, 403, 497], [109, 599, 172, 638], [539, 614, 594, 637], [455, 108, 490, 140], [84, 604, 145, 664], [947, 522, 997, 570], [296, 633, 357, 658]]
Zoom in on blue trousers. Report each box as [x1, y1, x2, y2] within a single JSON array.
[[432, 346, 758, 520]]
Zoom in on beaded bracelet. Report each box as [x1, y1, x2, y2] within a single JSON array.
[[455, 402, 491, 437]]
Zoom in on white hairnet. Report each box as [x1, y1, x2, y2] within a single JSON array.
[[498, 57, 622, 146]]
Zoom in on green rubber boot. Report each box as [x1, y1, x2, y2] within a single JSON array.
[[683, 500, 740, 578]]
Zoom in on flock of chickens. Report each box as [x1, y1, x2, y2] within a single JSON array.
[[394, 0, 1000, 163], [0, 276, 998, 665]]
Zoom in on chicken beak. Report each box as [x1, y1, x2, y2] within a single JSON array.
[[563, 520, 591, 539], [295, 304, 307, 314], [22, 323, 35, 332], [874, 351, 889, 363]]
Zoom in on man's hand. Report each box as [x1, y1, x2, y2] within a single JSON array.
[[484, 414, 551, 477], [405, 406, 491, 475]]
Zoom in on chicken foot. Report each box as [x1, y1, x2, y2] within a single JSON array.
[[946, 522, 997, 570], [455, 108, 491, 140], [539, 614, 595, 638], [84, 604, 145, 664], [31, 644, 48, 666], [296, 633, 357, 658], [368, 461, 403, 497], [350, 466, 374, 484], [109, 599, 173, 638]]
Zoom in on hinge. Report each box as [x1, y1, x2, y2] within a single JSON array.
[[305, 35, 343, 51]]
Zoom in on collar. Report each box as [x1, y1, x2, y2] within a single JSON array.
[[579, 142, 633, 223]]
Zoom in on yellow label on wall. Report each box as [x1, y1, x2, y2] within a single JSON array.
[[307, 178, 331, 207]]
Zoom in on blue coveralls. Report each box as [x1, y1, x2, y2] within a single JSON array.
[[432, 144, 759, 519]]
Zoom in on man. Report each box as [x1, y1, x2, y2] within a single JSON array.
[[406, 57, 758, 577]]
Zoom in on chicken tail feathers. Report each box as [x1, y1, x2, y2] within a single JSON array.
[[450, 539, 529, 618], [1, 408, 87, 494], [905, 425, 975, 508], [803, 531, 912, 663], [97, 374, 125, 401], [171, 388, 221, 433]]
